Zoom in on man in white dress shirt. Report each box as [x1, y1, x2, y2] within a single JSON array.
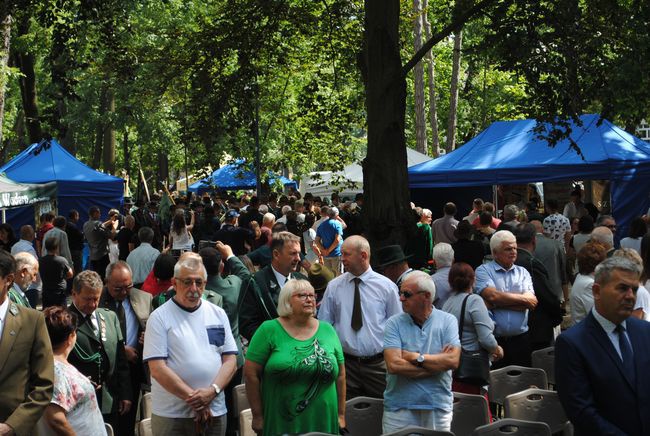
[[319, 235, 402, 399]]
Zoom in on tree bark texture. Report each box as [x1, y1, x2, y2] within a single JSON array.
[[14, 17, 42, 145], [102, 88, 116, 174], [446, 29, 462, 152], [412, 0, 427, 155], [92, 84, 108, 169], [422, 0, 440, 156], [0, 13, 12, 148], [361, 0, 416, 248]]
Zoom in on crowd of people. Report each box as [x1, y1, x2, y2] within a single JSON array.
[[1, 187, 650, 435]]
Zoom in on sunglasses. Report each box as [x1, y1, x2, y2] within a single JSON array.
[[398, 290, 427, 299]]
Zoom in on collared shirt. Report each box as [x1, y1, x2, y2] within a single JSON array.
[[432, 215, 459, 244], [431, 266, 452, 309], [0, 296, 10, 340], [592, 307, 630, 360], [474, 260, 534, 337], [318, 267, 402, 356], [126, 243, 161, 284], [543, 213, 571, 243], [121, 298, 139, 348], [74, 303, 99, 335], [271, 266, 289, 289], [11, 239, 37, 258]]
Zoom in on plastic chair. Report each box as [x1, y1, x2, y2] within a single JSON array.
[[531, 347, 555, 387], [138, 418, 152, 436], [233, 384, 250, 419], [140, 392, 152, 420], [504, 388, 570, 434], [451, 392, 490, 436], [488, 366, 548, 406], [105, 423, 114, 436], [240, 408, 255, 436], [345, 396, 384, 436], [381, 426, 455, 435], [472, 418, 551, 436]]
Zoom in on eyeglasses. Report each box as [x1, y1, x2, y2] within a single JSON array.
[[295, 293, 317, 301], [112, 284, 133, 292], [398, 290, 427, 299], [176, 278, 205, 287]]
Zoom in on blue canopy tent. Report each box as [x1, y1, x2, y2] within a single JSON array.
[[0, 139, 124, 227], [188, 160, 297, 194], [408, 114, 650, 240]]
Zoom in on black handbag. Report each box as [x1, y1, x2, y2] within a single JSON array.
[[453, 294, 491, 386]]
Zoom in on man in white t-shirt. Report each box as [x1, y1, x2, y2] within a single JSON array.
[[144, 253, 238, 436]]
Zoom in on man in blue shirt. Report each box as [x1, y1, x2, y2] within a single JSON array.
[[315, 206, 344, 276], [474, 230, 537, 368], [383, 270, 460, 432]]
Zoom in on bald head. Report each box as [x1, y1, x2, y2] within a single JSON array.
[[530, 220, 544, 234], [341, 235, 371, 276]]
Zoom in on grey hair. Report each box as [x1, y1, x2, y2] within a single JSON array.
[[174, 252, 207, 280], [433, 243, 454, 267], [262, 213, 276, 225], [596, 214, 614, 226], [490, 230, 516, 254], [591, 226, 614, 248], [73, 270, 103, 294], [259, 204, 269, 214], [402, 270, 436, 300], [503, 204, 519, 221], [594, 256, 642, 285], [105, 261, 133, 281], [281, 205, 292, 215], [421, 208, 432, 218], [14, 251, 37, 272], [138, 226, 154, 243], [277, 279, 315, 317]]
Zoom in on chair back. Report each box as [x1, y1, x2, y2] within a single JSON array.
[[488, 366, 548, 406], [504, 388, 569, 434], [472, 418, 551, 436], [240, 408, 255, 436], [233, 384, 250, 418], [105, 423, 114, 436], [531, 347, 555, 386], [345, 396, 384, 436], [382, 426, 454, 435], [451, 392, 490, 436], [140, 392, 153, 420], [138, 418, 152, 436]]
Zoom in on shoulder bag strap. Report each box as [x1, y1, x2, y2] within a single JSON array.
[[458, 294, 471, 343]]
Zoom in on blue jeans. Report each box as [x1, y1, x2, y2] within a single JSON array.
[[382, 408, 453, 433]]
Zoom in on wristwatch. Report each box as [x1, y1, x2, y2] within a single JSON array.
[[415, 353, 425, 367], [212, 383, 221, 396]]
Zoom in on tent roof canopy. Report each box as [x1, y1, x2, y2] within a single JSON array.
[[188, 159, 297, 193], [408, 114, 650, 188]]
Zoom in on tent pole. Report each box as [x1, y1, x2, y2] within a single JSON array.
[[493, 185, 498, 214], [1, 209, 5, 224]]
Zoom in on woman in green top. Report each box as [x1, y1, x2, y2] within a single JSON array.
[[244, 279, 346, 436]]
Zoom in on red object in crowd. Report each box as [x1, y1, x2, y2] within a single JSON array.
[[141, 269, 173, 296]]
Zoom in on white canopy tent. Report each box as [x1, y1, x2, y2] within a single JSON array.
[[300, 148, 433, 198]]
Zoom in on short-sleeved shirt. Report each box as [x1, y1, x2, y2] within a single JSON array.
[[37, 360, 107, 436], [383, 311, 460, 412], [143, 299, 238, 418], [39, 255, 70, 294], [116, 227, 136, 261], [474, 260, 534, 337], [316, 219, 343, 257], [543, 213, 571, 242]]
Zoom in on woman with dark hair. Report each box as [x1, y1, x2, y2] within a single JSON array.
[[38, 306, 106, 435], [142, 253, 176, 296], [570, 215, 594, 255], [442, 262, 503, 395], [168, 209, 195, 251], [620, 217, 648, 255], [0, 223, 17, 252]]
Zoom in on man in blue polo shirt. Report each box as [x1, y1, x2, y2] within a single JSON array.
[[474, 230, 538, 368], [315, 206, 344, 275]]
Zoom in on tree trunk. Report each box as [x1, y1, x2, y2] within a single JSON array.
[[422, 0, 440, 156], [446, 29, 462, 152], [122, 128, 130, 180], [158, 151, 169, 188], [0, 13, 12, 148], [412, 0, 427, 154], [92, 84, 108, 169], [360, 0, 415, 249], [102, 88, 116, 174], [14, 18, 42, 145]]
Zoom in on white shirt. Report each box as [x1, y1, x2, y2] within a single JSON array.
[[592, 307, 630, 359], [271, 266, 289, 289], [143, 299, 237, 418], [570, 273, 595, 325], [318, 267, 402, 356], [0, 296, 10, 340], [634, 285, 650, 321]]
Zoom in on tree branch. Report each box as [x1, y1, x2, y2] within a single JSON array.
[[401, 0, 502, 78]]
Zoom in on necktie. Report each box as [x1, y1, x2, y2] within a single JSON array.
[[615, 324, 636, 384], [86, 314, 98, 337], [116, 300, 127, 339], [351, 277, 363, 331]]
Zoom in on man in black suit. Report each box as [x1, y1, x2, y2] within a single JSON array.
[[556, 256, 650, 435], [239, 231, 306, 340]]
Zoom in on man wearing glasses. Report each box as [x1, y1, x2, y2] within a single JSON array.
[[100, 261, 153, 436], [382, 270, 460, 433], [143, 253, 238, 436]]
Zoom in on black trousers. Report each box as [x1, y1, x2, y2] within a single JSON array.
[[91, 254, 110, 280], [492, 332, 532, 369]]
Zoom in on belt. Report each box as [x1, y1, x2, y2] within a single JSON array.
[[495, 331, 529, 342], [343, 352, 384, 363]]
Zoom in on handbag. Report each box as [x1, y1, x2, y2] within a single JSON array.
[[453, 294, 491, 386]]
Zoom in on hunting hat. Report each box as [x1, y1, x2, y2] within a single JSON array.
[[375, 245, 412, 269], [308, 263, 335, 291]]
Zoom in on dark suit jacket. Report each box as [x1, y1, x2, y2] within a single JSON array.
[[515, 248, 563, 345], [0, 303, 54, 436], [68, 305, 132, 414], [556, 312, 650, 435], [239, 265, 306, 340]]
